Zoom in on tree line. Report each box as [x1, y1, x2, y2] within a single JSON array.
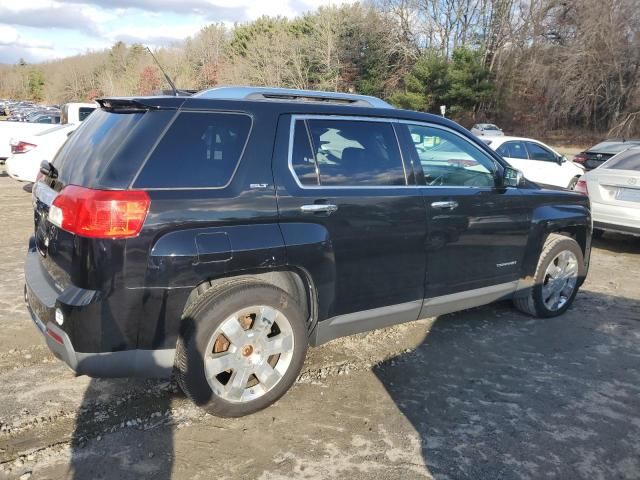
[[0, 0, 638, 136]]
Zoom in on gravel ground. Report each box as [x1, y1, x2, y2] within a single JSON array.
[[0, 169, 638, 480]]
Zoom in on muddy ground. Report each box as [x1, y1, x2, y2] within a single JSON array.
[[0, 169, 638, 480]]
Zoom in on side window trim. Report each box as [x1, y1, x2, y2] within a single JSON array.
[[287, 114, 411, 189]]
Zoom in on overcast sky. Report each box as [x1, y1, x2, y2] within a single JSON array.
[[0, 0, 352, 64]]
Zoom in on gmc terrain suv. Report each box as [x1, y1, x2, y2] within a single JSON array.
[[25, 87, 591, 417]]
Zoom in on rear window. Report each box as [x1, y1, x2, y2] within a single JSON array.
[[589, 141, 638, 154], [134, 112, 252, 189], [79, 107, 95, 121], [603, 149, 640, 171], [52, 108, 175, 189]]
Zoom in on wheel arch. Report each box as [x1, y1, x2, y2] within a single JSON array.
[[516, 203, 591, 297]]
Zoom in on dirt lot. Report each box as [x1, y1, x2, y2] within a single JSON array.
[[0, 170, 639, 480]]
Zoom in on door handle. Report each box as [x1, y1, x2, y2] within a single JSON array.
[[431, 201, 458, 210], [300, 204, 338, 214]]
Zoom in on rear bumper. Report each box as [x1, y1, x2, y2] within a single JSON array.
[[24, 248, 174, 378], [592, 201, 640, 235]]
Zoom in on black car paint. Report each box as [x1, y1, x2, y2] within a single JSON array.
[[26, 96, 592, 372]]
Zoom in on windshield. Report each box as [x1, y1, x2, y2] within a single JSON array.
[[483, 124, 500, 131]]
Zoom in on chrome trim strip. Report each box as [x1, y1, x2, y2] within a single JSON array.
[[286, 115, 507, 190]]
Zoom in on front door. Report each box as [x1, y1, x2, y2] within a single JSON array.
[[273, 115, 428, 321], [397, 123, 532, 298]]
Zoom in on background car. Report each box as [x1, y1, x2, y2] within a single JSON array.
[[573, 139, 640, 170], [575, 146, 640, 237], [484, 136, 584, 189], [5, 124, 77, 182], [471, 123, 504, 136]]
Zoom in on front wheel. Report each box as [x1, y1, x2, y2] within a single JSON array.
[[175, 281, 308, 417], [513, 233, 584, 317], [567, 176, 580, 190]]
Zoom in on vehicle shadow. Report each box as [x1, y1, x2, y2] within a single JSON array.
[[68, 308, 208, 478], [22, 183, 33, 193], [373, 292, 640, 479], [592, 233, 640, 254]]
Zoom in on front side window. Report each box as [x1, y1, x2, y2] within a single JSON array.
[[404, 124, 497, 187], [135, 112, 251, 188], [525, 142, 556, 162], [291, 118, 406, 187]]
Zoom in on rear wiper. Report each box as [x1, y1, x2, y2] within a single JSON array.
[[39, 160, 58, 179]]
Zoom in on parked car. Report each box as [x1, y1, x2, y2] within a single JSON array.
[[471, 123, 504, 136], [5, 124, 77, 182], [485, 136, 585, 189], [25, 87, 591, 418], [575, 146, 640, 237], [573, 139, 640, 171], [0, 102, 96, 160]]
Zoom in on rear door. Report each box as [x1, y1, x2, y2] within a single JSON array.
[[273, 115, 427, 320], [397, 123, 531, 298]]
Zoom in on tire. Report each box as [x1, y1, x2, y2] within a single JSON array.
[[175, 280, 308, 417], [513, 233, 584, 318], [592, 228, 605, 239], [568, 176, 580, 190]]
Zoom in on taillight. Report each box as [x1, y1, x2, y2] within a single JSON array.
[[574, 179, 588, 195], [49, 186, 150, 239], [11, 141, 37, 154], [573, 153, 587, 165]]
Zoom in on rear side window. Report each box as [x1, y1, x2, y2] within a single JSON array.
[[135, 112, 251, 189], [497, 141, 528, 159], [603, 149, 640, 171], [291, 118, 406, 187]]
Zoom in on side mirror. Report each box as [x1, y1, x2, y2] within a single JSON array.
[[501, 166, 523, 188], [557, 154, 567, 165]]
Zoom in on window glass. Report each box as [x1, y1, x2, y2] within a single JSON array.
[[406, 124, 496, 187], [603, 148, 640, 171], [498, 141, 528, 159], [135, 112, 251, 188], [525, 142, 556, 162], [302, 119, 406, 186], [79, 107, 95, 121], [291, 120, 319, 185], [590, 141, 640, 154]]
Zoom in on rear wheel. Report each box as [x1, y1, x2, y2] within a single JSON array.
[[514, 233, 584, 317], [175, 281, 308, 417]]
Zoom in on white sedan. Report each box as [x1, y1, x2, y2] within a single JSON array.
[[484, 136, 585, 189], [5, 124, 77, 183], [470, 123, 504, 136], [575, 146, 640, 237]]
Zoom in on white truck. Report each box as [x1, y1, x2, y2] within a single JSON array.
[[0, 102, 96, 160]]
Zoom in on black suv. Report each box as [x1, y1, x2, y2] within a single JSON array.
[[25, 87, 592, 417]]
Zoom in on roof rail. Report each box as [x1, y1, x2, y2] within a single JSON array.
[[193, 86, 394, 109]]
